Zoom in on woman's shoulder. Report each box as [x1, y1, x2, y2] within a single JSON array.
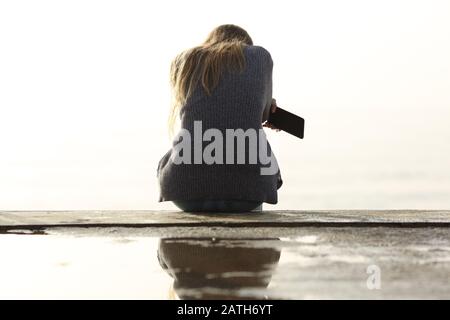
[[243, 45, 273, 65]]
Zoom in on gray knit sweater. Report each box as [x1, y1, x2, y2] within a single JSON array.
[[157, 45, 282, 204]]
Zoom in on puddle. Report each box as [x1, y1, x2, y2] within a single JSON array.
[[0, 235, 283, 299], [157, 238, 281, 299], [0, 228, 449, 299], [4, 229, 46, 235]]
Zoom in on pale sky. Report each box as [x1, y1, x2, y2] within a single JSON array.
[[1, 0, 449, 210]]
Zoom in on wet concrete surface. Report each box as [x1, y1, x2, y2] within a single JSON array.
[[0, 210, 449, 299]]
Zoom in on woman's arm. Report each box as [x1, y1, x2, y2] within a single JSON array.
[[261, 53, 273, 123], [263, 98, 280, 131], [261, 49, 280, 131]]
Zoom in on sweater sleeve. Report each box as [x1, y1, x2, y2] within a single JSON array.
[[261, 50, 273, 123]]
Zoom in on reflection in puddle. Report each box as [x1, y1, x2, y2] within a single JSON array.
[[157, 238, 281, 299], [0, 234, 281, 299], [1, 228, 449, 299]]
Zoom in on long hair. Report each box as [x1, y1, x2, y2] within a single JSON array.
[[168, 24, 253, 134]]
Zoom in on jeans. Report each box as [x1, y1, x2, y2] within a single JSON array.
[[173, 200, 263, 213]]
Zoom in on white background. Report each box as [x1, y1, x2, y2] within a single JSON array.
[[1, 0, 449, 210]]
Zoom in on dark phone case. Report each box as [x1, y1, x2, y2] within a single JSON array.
[[267, 107, 305, 139]]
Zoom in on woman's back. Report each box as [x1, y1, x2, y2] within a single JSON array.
[[180, 45, 273, 131], [158, 43, 282, 206]]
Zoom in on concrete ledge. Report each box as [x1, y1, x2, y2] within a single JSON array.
[[1, 210, 450, 230]]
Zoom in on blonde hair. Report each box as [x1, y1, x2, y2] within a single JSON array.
[[168, 24, 253, 135]]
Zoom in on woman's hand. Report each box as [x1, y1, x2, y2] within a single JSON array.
[[263, 98, 281, 131]]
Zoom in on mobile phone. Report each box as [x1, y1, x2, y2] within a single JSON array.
[[267, 106, 305, 139]]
